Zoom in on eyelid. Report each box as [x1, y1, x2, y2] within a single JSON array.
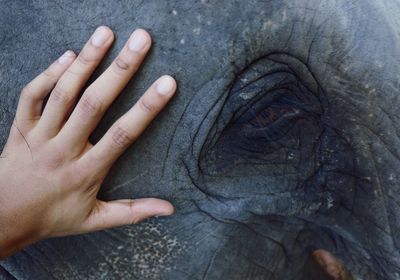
[[248, 106, 303, 128], [224, 57, 322, 130], [228, 74, 295, 124], [234, 89, 298, 124]]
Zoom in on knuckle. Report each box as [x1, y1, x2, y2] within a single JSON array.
[[111, 125, 132, 148], [65, 68, 85, 77], [42, 69, 52, 78], [77, 51, 95, 66], [139, 97, 157, 114], [42, 67, 55, 79], [51, 86, 72, 105], [113, 57, 130, 73], [42, 70, 58, 86], [20, 85, 35, 101], [128, 200, 139, 224], [44, 149, 66, 170], [79, 93, 103, 116], [71, 162, 97, 188]]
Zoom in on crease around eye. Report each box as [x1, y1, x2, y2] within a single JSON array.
[[241, 106, 304, 141]]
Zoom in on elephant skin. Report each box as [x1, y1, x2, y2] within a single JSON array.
[[1, 0, 400, 279]]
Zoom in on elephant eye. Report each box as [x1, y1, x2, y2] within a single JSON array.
[[199, 53, 324, 175], [233, 92, 305, 142]]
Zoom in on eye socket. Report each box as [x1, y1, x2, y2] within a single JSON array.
[[199, 53, 324, 176], [183, 53, 356, 212]]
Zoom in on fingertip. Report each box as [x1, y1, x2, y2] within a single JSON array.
[[128, 28, 152, 52], [155, 75, 177, 97], [98, 25, 114, 38], [146, 197, 175, 216], [91, 25, 115, 47], [159, 200, 175, 216], [57, 50, 76, 65], [133, 198, 175, 220], [134, 28, 152, 44]]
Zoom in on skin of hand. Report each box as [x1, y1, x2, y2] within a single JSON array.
[[0, 26, 176, 259], [311, 250, 355, 280]]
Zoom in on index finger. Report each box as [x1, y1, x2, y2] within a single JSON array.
[[78, 75, 176, 177]]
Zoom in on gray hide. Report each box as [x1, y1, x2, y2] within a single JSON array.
[[1, 0, 400, 279]]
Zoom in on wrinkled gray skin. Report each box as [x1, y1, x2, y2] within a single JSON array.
[[1, 0, 400, 279]]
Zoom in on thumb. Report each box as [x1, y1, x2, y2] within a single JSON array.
[[80, 198, 174, 232]]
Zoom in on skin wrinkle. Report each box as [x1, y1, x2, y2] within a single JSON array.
[[201, 245, 221, 280], [0, 265, 17, 280], [11, 120, 33, 160], [104, 166, 154, 195], [199, 53, 325, 186], [366, 149, 399, 264], [162, 75, 229, 175], [222, 228, 286, 277], [183, 37, 396, 276], [1, 0, 400, 279], [192, 80, 233, 162]]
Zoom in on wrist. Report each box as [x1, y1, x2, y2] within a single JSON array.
[[0, 173, 46, 259], [0, 224, 42, 259]]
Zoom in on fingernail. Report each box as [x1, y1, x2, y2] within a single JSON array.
[[156, 75, 176, 96], [58, 50, 75, 64], [91, 26, 111, 47], [156, 214, 170, 218], [155, 212, 173, 218], [128, 29, 150, 52]]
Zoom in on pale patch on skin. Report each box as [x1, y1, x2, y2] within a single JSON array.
[[262, 20, 278, 31], [287, 152, 295, 160], [327, 194, 334, 209], [238, 91, 254, 100], [77, 221, 187, 279], [192, 27, 201, 35], [281, 9, 288, 22]]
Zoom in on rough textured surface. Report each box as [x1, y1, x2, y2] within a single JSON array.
[[1, 0, 400, 279]]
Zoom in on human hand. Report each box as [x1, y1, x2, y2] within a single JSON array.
[[0, 26, 176, 259]]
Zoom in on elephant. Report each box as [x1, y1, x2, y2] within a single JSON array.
[[1, 0, 400, 279]]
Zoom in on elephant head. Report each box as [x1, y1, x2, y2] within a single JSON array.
[[1, 0, 399, 279]]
